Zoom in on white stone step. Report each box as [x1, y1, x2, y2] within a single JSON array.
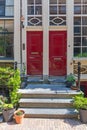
[[19, 98, 73, 108], [20, 108, 78, 118]]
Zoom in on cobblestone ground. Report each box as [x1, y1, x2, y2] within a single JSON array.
[[0, 118, 87, 130]]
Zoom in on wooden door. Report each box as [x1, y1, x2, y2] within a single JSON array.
[[27, 31, 43, 75], [49, 31, 67, 76]]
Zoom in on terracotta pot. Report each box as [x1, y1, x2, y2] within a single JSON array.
[[14, 110, 25, 124]]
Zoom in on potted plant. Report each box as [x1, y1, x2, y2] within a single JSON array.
[[14, 109, 25, 124], [73, 93, 87, 123], [66, 73, 78, 89], [2, 103, 15, 122]]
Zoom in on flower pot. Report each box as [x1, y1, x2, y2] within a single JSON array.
[[2, 108, 15, 122], [14, 110, 25, 124], [79, 109, 87, 123]]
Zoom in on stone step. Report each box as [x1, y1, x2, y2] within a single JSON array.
[[27, 76, 66, 84], [19, 89, 80, 98], [19, 108, 78, 118], [19, 98, 73, 108]]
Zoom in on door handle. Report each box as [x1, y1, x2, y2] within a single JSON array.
[[54, 58, 61, 61]]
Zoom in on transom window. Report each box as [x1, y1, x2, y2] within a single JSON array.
[[74, 0, 87, 57], [27, 0, 42, 26], [49, 0, 66, 26]]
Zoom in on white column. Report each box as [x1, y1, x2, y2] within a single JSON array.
[[67, 0, 74, 74], [42, 0, 49, 77], [22, 0, 27, 64], [14, 0, 20, 65]]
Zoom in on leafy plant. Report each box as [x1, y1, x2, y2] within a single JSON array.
[[66, 73, 76, 83], [73, 92, 87, 110], [16, 111, 24, 116], [0, 67, 21, 108], [2, 103, 13, 110]]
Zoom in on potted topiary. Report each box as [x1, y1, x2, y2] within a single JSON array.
[[2, 103, 15, 122], [73, 92, 87, 123], [14, 109, 25, 124]]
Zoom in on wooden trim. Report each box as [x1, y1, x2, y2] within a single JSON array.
[[0, 60, 14, 63], [49, 26, 67, 31], [26, 26, 43, 31]]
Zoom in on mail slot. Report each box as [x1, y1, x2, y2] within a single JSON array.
[[31, 52, 39, 55], [54, 57, 61, 61]]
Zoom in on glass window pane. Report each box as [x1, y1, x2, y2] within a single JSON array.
[[6, 0, 14, 5], [74, 0, 81, 4], [59, 0, 66, 4], [27, 6, 34, 15], [74, 6, 81, 14], [0, 34, 5, 56], [5, 20, 14, 32], [50, 6, 57, 14], [28, 17, 42, 26], [74, 27, 81, 35], [5, 6, 14, 16], [74, 17, 81, 25], [0, 0, 5, 5], [35, 0, 42, 4], [83, 0, 87, 4], [82, 17, 87, 25], [82, 48, 87, 57], [0, 20, 4, 32], [82, 37, 87, 46], [82, 27, 87, 35], [82, 5, 87, 14], [74, 37, 81, 46], [74, 47, 81, 57], [27, 0, 34, 4], [5, 34, 14, 57], [35, 6, 42, 15], [0, 6, 5, 16], [59, 5, 66, 14], [50, 0, 57, 4]]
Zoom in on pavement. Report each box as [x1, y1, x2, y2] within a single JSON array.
[[0, 118, 87, 130]]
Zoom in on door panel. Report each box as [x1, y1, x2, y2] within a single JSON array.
[[27, 31, 43, 75], [49, 31, 67, 76]]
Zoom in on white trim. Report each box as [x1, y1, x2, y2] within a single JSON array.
[[42, 0, 49, 76], [67, 0, 74, 74], [14, 0, 20, 63]]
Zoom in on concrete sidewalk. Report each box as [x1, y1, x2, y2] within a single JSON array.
[[0, 118, 87, 130]]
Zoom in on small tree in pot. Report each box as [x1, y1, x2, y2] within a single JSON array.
[[2, 103, 15, 122], [73, 92, 87, 123]]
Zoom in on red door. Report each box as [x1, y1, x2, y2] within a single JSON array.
[[27, 31, 43, 75], [49, 31, 67, 76]]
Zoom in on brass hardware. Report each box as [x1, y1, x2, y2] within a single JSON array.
[[54, 58, 61, 61], [31, 52, 39, 55]]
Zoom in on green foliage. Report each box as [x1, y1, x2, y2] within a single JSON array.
[[75, 53, 87, 58], [73, 92, 87, 110], [66, 73, 76, 83], [2, 103, 13, 110], [16, 111, 24, 116], [0, 67, 21, 108]]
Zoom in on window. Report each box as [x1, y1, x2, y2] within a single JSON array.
[[74, 0, 87, 57], [49, 0, 66, 26], [0, 20, 14, 58], [27, 0, 42, 26], [0, 0, 14, 17]]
